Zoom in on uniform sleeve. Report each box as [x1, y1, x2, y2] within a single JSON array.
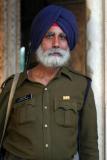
[[79, 83, 99, 160], [0, 85, 10, 142]]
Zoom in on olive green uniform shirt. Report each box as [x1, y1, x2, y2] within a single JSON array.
[[0, 67, 99, 160]]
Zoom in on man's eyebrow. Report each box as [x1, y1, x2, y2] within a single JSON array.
[[45, 31, 66, 37], [59, 32, 66, 36], [45, 32, 55, 36]]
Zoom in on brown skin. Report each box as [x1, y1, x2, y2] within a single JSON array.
[[27, 25, 69, 86], [27, 64, 59, 86]]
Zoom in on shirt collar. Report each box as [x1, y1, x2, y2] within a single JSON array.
[[17, 66, 72, 88], [56, 66, 73, 80]]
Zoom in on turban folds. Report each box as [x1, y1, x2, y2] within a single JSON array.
[[30, 5, 78, 52]]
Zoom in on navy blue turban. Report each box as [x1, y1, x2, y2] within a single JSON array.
[[30, 5, 78, 53]]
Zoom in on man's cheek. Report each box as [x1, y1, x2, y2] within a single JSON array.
[[41, 42, 53, 52]]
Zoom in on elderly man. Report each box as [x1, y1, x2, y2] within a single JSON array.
[[0, 5, 99, 160]]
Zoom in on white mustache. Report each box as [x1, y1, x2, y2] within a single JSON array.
[[45, 48, 68, 57]]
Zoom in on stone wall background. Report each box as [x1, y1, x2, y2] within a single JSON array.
[[105, 0, 107, 159], [0, 0, 20, 87], [0, 0, 4, 86], [69, 3, 86, 74], [86, 1, 105, 159], [3, 0, 20, 79]]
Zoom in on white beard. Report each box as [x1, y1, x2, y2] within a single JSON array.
[[36, 46, 70, 68]]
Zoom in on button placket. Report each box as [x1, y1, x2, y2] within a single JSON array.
[[43, 87, 51, 159]]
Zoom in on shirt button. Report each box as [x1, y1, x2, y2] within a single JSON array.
[[44, 124, 48, 128], [45, 144, 49, 148], [44, 106, 47, 109], [44, 88, 48, 91]]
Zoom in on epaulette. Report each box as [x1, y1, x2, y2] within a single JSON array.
[[72, 70, 92, 81], [67, 66, 92, 81], [0, 75, 14, 91]]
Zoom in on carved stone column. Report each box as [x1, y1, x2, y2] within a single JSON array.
[[0, 0, 20, 86], [105, 0, 107, 159], [3, 0, 20, 80], [0, 0, 4, 86], [86, 1, 105, 160]]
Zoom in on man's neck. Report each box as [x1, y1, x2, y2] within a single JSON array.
[[27, 64, 60, 86]]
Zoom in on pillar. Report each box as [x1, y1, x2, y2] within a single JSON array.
[[105, 0, 107, 159], [86, 0, 105, 160], [3, 0, 20, 80], [0, 0, 4, 86]]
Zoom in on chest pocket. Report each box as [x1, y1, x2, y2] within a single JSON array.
[[12, 99, 36, 124], [54, 98, 78, 128]]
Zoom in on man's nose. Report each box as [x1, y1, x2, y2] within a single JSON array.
[[52, 36, 60, 48]]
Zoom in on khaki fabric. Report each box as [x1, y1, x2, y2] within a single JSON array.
[[0, 67, 99, 160]]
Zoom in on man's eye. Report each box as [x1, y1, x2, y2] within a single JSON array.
[[45, 33, 54, 39], [59, 34, 67, 40]]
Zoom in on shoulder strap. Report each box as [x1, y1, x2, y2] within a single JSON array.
[[77, 78, 91, 156], [83, 78, 91, 106], [0, 73, 20, 148]]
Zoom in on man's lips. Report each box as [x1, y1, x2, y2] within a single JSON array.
[[49, 52, 62, 57]]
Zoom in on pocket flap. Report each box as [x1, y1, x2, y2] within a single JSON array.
[[55, 97, 77, 112]]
